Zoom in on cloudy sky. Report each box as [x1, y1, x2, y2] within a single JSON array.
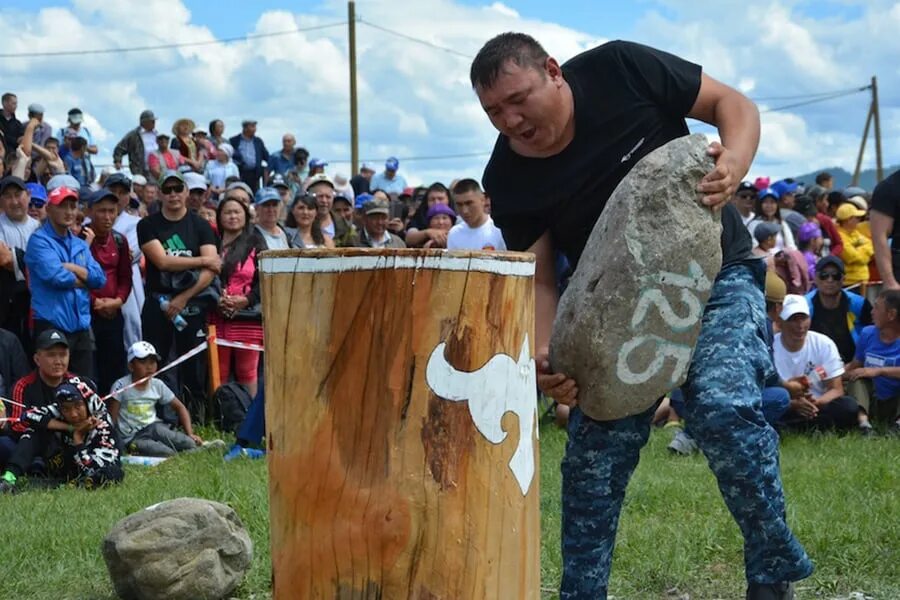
[[0, 0, 897, 187]]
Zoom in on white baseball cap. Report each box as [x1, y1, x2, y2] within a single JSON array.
[[780, 294, 810, 321], [127, 341, 161, 363]]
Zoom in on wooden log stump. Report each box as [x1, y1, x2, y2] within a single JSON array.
[[259, 248, 540, 600]]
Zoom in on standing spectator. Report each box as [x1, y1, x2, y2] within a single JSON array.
[[208, 119, 226, 148], [147, 134, 184, 181], [0, 176, 40, 350], [809, 184, 844, 257], [63, 137, 95, 187], [0, 327, 28, 467], [0, 93, 23, 154], [170, 118, 203, 172], [229, 119, 269, 193], [25, 183, 47, 223], [796, 221, 823, 281], [25, 185, 105, 378], [137, 170, 220, 404], [357, 198, 406, 248], [350, 162, 375, 197], [212, 199, 266, 398], [301, 158, 328, 191], [253, 188, 289, 250], [285, 193, 334, 249], [224, 182, 253, 207], [267, 133, 296, 179], [370, 157, 407, 196], [104, 174, 145, 349], [447, 178, 506, 251], [834, 203, 874, 287], [184, 173, 209, 213], [306, 174, 357, 247], [27, 104, 52, 153], [731, 180, 757, 226], [86, 188, 132, 395], [815, 172, 833, 191], [113, 110, 158, 178], [284, 147, 309, 197], [773, 295, 862, 432], [748, 187, 796, 251], [332, 194, 354, 225], [57, 108, 96, 157], [405, 183, 454, 247], [30, 136, 66, 183], [772, 179, 805, 240], [204, 143, 238, 199], [869, 170, 900, 290]]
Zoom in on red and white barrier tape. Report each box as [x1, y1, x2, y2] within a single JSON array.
[[100, 341, 209, 401], [213, 338, 265, 352]]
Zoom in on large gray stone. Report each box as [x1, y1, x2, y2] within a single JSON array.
[[549, 134, 722, 421], [102, 498, 253, 600]]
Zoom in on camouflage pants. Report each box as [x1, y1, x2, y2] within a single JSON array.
[[560, 261, 813, 599]]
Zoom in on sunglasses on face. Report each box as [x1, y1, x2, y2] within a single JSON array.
[[818, 272, 842, 281], [161, 184, 185, 195]]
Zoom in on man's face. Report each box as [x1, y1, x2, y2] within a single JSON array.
[[35, 346, 69, 379], [732, 190, 756, 214], [2, 95, 16, 114], [781, 314, 810, 345], [90, 200, 118, 234], [780, 192, 796, 210], [361, 168, 374, 181], [454, 191, 485, 226], [188, 188, 206, 211], [45, 140, 59, 156], [47, 198, 78, 229], [310, 183, 334, 214], [28, 201, 46, 222], [158, 137, 170, 151], [243, 123, 257, 137], [282, 135, 296, 153], [476, 58, 568, 155], [59, 399, 88, 425], [109, 183, 130, 210], [3, 187, 28, 221], [160, 178, 187, 212], [144, 185, 159, 206], [141, 118, 156, 132], [257, 201, 280, 226], [815, 267, 843, 297], [276, 187, 291, 204], [365, 213, 388, 237]]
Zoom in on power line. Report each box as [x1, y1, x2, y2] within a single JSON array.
[[357, 19, 474, 60], [751, 85, 871, 102], [0, 21, 347, 58], [760, 88, 866, 113]]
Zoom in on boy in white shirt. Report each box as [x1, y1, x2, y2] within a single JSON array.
[[447, 179, 506, 251], [773, 294, 862, 431]]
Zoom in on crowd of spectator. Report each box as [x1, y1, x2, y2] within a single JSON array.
[[0, 96, 507, 492]]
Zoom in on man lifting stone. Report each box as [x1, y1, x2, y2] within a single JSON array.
[[471, 33, 812, 600]]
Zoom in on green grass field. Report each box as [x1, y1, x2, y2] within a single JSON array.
[[1, 423, 897, 599]]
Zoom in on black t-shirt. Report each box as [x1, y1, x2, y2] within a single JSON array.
[[483, 40, 752, 269], [870, 170, 900, 251], [137, 210, 218, 294], [810, 293, 873, 363]]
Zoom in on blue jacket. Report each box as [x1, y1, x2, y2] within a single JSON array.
[[229, 134, 269, 176], [805, 288, 868, 344], [25, 221, 106, 333]]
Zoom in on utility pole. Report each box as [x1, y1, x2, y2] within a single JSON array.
[[348, 1, 359, 175], [872, 75, 883, 183], [852, 104, 873, 187]]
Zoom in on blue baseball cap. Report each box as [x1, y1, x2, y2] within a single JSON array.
[[55, 382, 84, 403], [771, 179, 799, 199], [385, 157, 399, 171], [354, 192, 374, 209], [25, 182, 47, 204], [309, 158, 328, 169], [254, 187, 281, 205], [758, 187, 779, 202], [88, 188, 118, 207]]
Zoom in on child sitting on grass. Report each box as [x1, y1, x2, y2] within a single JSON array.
[[109, 341, 215, 457], [0, 376, 123, 493]]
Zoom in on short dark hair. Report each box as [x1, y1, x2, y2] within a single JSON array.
[[294, 147, 309, 164], [815, 171, 833, 185], [879, 289, 900, 320], [1, 93, 16, 103], [45, 136, 59, 147], [452, 178, 482, 195], [827, 190, 846, 209], [470, 32, 549, 89], [70, 137, 87, 152]]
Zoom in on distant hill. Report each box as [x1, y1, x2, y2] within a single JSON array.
[[790, 165, 899, 192]]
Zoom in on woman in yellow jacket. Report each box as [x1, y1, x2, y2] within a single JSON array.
[[836, 203, 875, 286]]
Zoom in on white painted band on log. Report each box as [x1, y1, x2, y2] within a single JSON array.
[[260, 254, 535, 277]]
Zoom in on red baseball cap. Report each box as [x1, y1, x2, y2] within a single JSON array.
[[48, 186, 79, 205]]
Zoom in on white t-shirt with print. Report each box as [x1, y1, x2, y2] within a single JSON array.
[[447, 218, 507, 251], [773, 330, 845, 398]]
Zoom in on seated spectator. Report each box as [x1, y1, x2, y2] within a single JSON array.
[[350, 162, 374, 197], [25, 184, 106, 378], [405, 183, 455, 247], [270, 175, 292, 222], [845, 290, 900, 434], [731, 180, 757, 226], [170, 118, 203, 173], [0, 376, 123, 493], [447, 179, 506, 251], [754, 222, 809, 293], [285, 192, 335, 249], [224, 181, 253, 208], [357, 198, 406, 248], [205, 142, 238, 201], [30, 136, 66, 183], [0, 328, 29, 466], [185, 172, 209, 213], [284, 147, 309, 198], [301, 158, 328, 192], [212, 199, 266, 398], [267, 133, 296, 179], [773, 295, 863, 432], [307, 174, 357, 247], [147, 134, 184, 182], [62, 136, 95, 187], [254, 188, 289, 250], [25, 182, 47, 222], [748, 187, 796, 251], [0, 175, 40, 351], [771, 179, 805, 240], [834, 203, 874, 287], [137, 170, 220, 409], [806, 256, 871, 364], [109, 342, 207, 456], [332, 194, 354, 224], [422, 204, 456, 249], [87, 188, 132, 395], [797, 221, 823, 282]]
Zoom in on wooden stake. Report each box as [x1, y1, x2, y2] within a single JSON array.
[[260, 248, 540, 600], [207, 324, 221, 395]]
